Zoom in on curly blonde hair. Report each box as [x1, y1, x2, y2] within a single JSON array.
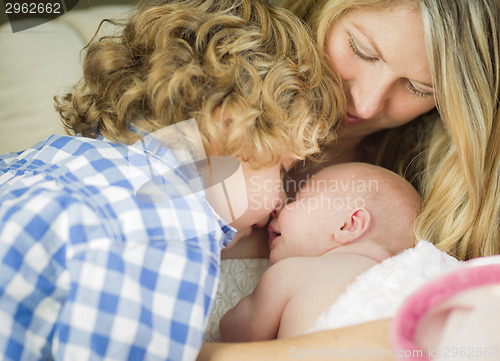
[[55, 0, 345, 169], [276, 0, 500, 260]]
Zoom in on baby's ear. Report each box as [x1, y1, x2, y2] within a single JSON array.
[[334, 208, 371, 245]]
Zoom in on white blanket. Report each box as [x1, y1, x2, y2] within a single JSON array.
[[308, 241, 461, 333]]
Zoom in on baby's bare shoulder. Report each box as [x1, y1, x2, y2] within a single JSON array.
[[320, 253, 379, 280], [273, 253, 376, 270], [264, 254, 377, 289], [262, 257, 325, 285]]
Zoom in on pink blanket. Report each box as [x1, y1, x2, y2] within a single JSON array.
[[392, 256, 500, 361]]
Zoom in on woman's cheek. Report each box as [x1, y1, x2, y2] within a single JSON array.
[[327, 30, 356, 80]]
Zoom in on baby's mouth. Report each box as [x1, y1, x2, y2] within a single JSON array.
[[267, 224, 281, 248]]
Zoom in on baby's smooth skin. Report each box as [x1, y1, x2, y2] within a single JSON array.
[[219, 163, 420, 341]]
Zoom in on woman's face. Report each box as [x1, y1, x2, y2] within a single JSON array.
[[326, 5, 437, 140]]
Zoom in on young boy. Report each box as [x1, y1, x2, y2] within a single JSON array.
[[0, 0, 343, 360], [219, 162, 421, 341]]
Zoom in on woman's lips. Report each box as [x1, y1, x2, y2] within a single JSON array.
[[346, 112, 367, 125]]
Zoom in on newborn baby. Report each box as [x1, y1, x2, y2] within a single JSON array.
[[220, 162, 421, 341]]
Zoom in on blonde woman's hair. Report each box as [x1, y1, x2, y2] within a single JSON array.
[[276, 0, 500, 259], [55, 0, 345, 169]]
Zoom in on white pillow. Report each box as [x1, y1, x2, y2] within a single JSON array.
[[0, 6, 131, 154]]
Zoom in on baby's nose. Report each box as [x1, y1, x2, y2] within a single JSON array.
[[271, 189, 288, 218]]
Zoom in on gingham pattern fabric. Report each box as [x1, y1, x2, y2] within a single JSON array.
[[0, 134, 235, 361]]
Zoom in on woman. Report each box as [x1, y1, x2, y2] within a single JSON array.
[[198, 0, 500, 358]]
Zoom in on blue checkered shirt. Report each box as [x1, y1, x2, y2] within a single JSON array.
[[0, 134, 236, 361]]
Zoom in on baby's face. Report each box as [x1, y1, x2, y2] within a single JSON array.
[[267, 169, 366, 264], [267, 162, 420, 264]]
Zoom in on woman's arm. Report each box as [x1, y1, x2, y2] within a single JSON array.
[[198, 318, 395, 361]]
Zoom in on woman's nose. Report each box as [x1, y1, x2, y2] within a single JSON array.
[[348, 73, 392, 119]]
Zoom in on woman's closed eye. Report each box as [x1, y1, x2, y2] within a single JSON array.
[[349, 35, 377, 63], [403, 78, 433, 99]]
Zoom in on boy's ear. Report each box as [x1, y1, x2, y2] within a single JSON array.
[[333, 208, 371, 245]]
